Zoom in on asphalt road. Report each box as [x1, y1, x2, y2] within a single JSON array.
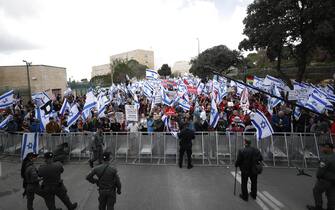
[[0, 159, 317, 210]]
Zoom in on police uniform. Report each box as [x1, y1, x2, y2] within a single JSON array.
[[178, 127, 195, 169], [22, 153, 55, 210], [89, 131, 104, 168], [235, 140, 263, 201], [38, 152, 77, 210], [308, 143, 335, 210], [86, 153, 121, 210]]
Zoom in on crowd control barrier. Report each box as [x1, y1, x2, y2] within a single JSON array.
[[0, 131, 333, 168]]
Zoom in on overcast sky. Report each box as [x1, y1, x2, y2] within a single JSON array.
[[0, 0, 252, 80]]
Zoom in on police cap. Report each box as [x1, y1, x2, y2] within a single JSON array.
[[44, 152, 54, 159]]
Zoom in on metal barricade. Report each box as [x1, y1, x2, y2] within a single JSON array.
[[0, 131, 331, 168]]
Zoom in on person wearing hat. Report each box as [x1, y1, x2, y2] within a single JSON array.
[[38, 152, 78, 210], [89, 126, 105, 168], [235, 138, 263, 201], [86, 152, 122, 210], [21, 152, 57, 210], [307, 143, 335, 210]]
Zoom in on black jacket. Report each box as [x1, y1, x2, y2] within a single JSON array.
[[38, 161, 64, 185], [317, 153, 335, 183], [178, 128, 195, 149], [235, 146, 263, 175]]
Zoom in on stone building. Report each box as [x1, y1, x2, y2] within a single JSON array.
[[0, 65, 67, 99]]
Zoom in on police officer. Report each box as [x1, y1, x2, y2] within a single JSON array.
[[38, 152, 78, 210], [21, 152, 58, 210], [89, 127, 105, 168], [235, 139, 263, 201], [307, 143, 335, 210], [178, 123, 195, 169], [86, 152, 122, 210]]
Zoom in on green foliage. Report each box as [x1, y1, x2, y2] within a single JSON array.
[[189, 45, 243, 80], [158, 64, 171, 77], [111, 59, 148, 84], [240, 0, 335, 83]]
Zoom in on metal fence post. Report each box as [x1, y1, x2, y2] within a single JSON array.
[[115, 133, 118, 160], [126, 133, 129, 163], [228, 132, 232, 165], [330, 132, 334, 144], [300, 133, 307, 168], [216, 131, 219, 165], [314, 133, 320, 160], [202, 132, 205, 165], [284, 133, 289, 167], [271, 135, 275, 167]]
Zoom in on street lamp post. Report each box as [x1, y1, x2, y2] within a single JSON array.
[[196, 38, 200, 55], [23, 60, 32, 100]]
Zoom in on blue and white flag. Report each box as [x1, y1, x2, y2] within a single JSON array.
[[21, 133, 39, 160], [293, 101, 304, 120], [35, 107, 50, 131], [146, 69, 158, 80], [143, 82, 154, 98], [97, 94, 109, 118], [67, 104, 81, 128], [197, 82, 205, 95], [209, 97, 219, 128], [32, 92, 50, 107], [253, 76, 263, 89], [0, 90, 14, 109], [82, 91, 97, 120], [263, 75, 285, 91], [162, 114, 170, 131], [59, 98, 70, 116], [267, 85, 282, 114], [178, 98, 190, 111], [217, 85, 227, 104], [177, 83, 187, 96], [251, 110, 274, 140], [161, 90, 173, 106], [305, 93, 329, 114], [0, 114, 13, 129]]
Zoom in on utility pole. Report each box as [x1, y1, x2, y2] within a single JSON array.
[[23, 60, 32, 100], [196, 38, 200, 55]]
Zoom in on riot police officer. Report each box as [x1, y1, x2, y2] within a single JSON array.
[[38, 152, 78, 210], [178, 124, 195, 169], [89, 127, 105, 168], [86, 152, 122, 210], [235, 139, 263, 201], [21, 152, 57, 210], [307, 143, 335, 210]]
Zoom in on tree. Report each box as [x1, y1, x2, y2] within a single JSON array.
[[111, 59, 148, 84], [239, 0, 335, 84], [158, 64, 171, 78], [189, 45, 243, 80]]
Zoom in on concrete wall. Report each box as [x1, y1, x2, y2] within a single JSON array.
[[0, 65, 67, 99], [91, 64, 111, 78], [110, 49, 154, 69]]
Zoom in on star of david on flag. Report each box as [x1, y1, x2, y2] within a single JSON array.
[[21, 133, 39, 160], [250, 110, 274, 140]]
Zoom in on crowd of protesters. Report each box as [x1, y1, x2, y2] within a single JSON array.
[[0, 79, 334, 136]]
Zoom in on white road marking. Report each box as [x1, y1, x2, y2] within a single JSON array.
[[231, 171, 283, 210], [263, 191, 285, 208]]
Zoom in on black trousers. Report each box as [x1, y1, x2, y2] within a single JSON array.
[[313, 179, 335, 210], [179, 147, 192, 166], [98, 190, 116, 210], [26, 184, 54, 210], [43, 183, 74, 210], [241, 172, 258, 199], [91, 147, 103, 164]]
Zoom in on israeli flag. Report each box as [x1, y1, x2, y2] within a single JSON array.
[[213, 79, 220, 93], [217, 85, 227, 104], [177, 83, 187, 96], [146, 69, 158, 80], [66, 104, 81, 128], [82, 91, 97, 120], [197, 82, 205, 95], [21, 133, 39, 160], [143, 82, 154, 98], [0, 114, 13, 129], [263, 75, 285, 91], [305, 93, 329, 114], [267, 85, 282, 114], [97, 94, 109, 118], [0, 90, 14, 109], [178, 98, 190, 111], [162, 90, 173, 106], [293, 101, 304, 120], [35, 107, 50, 131], [253, 76, 263, 89], [251, 110, 274, 140], [209, 97, 219, 128], [162, 114, 170, 131], [32, 92, 50, 107], [59, 98, 70, 116]]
